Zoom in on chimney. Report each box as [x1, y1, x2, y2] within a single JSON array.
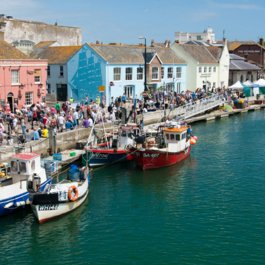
[[259, 37, 264, 45], [151, 39, 154, 47]]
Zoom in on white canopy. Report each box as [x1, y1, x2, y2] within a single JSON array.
[[254, 78, 265, 87], [243, 80, 254, 87], [228, 81, 244, 89]]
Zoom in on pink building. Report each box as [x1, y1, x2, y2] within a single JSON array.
[[0, 41, 48, 111]]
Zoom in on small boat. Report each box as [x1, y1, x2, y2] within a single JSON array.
[[0, 153, 52, 216], [84, 123, 140, 167], [134, 121, 195, 170], [28, 164, 90, 223]]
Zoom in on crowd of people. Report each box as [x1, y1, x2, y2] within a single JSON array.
[[0, 88, 227, 146]]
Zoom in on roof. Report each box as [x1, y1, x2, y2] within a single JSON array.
[[176, 44, 218, 64], [12, 153, 40, 160], [89, 43, 148, 64], [152, 46, 185, 64], [229, 55, 260, 71], [228, 41, 262, 51], [0, 40, 29, 59], [205, 46, 223, 61], [34, 41, 57, 49], [89, 43, 185, 65], [31, 46, 82, 64]]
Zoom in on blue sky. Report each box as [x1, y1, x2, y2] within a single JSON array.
[[1, 0, 264, 45]]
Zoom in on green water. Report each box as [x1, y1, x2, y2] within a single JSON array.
[[1, 111, 265, 265]]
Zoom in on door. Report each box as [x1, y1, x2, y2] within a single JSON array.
[[56, 84, 68, 101]]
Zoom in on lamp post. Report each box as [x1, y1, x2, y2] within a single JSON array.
[[139, 36, 147, 91]]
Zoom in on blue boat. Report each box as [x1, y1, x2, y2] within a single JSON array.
[[0, 153, 52, 216]]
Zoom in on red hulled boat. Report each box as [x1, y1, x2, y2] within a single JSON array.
[[135, 122, 193, 170]]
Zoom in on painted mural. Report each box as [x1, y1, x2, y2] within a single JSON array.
[[68, 44, 106, 103]]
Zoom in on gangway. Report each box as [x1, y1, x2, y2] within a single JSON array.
[[142, 94, 225, 122]]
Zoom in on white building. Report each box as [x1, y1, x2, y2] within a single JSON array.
[[171, 41, 229, 91], [175, 27, 216, 44]]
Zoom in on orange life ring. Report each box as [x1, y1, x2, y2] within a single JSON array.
[[68, 185, 79, 202]]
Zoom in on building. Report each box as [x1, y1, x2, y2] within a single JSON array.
[[63, 42, 187, 105], [0, 15, 82, 55], [175, 27, 216, 44], [0, 40, 48, 110], [31, 44, 82, 102], [171, 41, 229, 91], [228, 39, 265, 76], [229, 54, 260, 85]]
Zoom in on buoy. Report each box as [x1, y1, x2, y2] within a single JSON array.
[[190, 137, 197, 145], [193, 135, 198, 141]]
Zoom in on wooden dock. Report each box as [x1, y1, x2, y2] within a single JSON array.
[[185, 104, 265, 124]]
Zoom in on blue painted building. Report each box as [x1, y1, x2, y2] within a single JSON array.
[[32, 41, 187, 104]]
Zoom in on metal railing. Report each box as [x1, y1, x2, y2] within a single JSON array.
[[143, 94, 225, 122]]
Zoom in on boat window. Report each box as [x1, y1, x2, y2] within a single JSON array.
[[170, 134, 175, 140], [176, 134, 181, 141], [11, 161, 18, 172], [19, 162, 27, 173], [182, 133, 186, 140], [31, 160, 35, 171], [166, 134, 169, 140]]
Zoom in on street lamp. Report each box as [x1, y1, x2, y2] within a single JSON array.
[[139, 36, 147, 91]]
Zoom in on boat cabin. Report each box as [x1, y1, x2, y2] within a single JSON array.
[[163, 125, 188, 152], [10, 153, 42, 183], [118, 123, 141, 148]]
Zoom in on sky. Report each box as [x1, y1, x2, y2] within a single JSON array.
[[1, 0, 264, 45]]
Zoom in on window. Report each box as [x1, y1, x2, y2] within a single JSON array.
[[19, 162, 26, 173], [11, 70, 19, 84], [124, 85, 133, 98], [59, 65, 64, 77], [113, 67, 121, 81], [181, 133, 186, 140], [209, 67, 211, 73], [170, 134, 175, 140], [25, 92, 33, 105], [161, 67, 164, 79], [34, 69, 41, 83], [47, 66, 50, 77], [47, 83, 51, 94], [176, 82, 181, 93], [213, 66, 216, 72], [11, 161, 18, 172], [167, 67, 173, 78], [204, 67, 207, 73], [176, 67, 182, 78], [176, 134, 180, 141], [137, 67, 143, 80], [198, 67, 202, 73], [152, 67, 159, 80], [125, 67, 132, 80]]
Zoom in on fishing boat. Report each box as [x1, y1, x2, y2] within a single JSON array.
[[28, 164, 90, 223], [134, 121, 196, 170], [84, 123, 140, 167], [0, 153, 52, 216]]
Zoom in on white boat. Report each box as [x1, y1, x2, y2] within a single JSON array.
[[0, 153, 52, 216], [28, 165, 90, 223]]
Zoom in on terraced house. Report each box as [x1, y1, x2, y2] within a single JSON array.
[[171, 40, 229, 91], [0, 40, 47, 110], [63, 42, 187, 105]]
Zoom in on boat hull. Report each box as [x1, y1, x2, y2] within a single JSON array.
[[0, 178, 52, 216], [135, 146, 191, 170], [31, 172, 90, 223], [87, 149, 129, 167], [31, 190, 89, 224]]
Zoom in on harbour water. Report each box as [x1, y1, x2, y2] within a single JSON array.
[[1, 110, 265, 265]]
